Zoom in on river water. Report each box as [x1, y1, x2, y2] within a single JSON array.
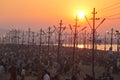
[[63, 44, 118, 52]]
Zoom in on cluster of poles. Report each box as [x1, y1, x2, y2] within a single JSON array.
[[0, 8, 120, 80]]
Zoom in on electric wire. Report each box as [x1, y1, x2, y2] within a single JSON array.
[[97, 1, 120, 12]]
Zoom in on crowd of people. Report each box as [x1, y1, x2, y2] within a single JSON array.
[[0, 44, 120, 80]]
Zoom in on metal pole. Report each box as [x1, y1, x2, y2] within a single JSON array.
[[22, 31, 24, 45], [117, 36, 119, 52], [28, 28, 31, 53], [72, 15, 78, 74], [57, 20, 63, 64], [84, 30, 86, 48], [92, 8, 96, 80], [116, 30, 120, 52], [17, 30, 20, 45], [104, 32, 107, 51], [39, 29, 42, 54], [48, 27, 51, 58], [32, 32, 35, 45], [110, 28, 113, 51]]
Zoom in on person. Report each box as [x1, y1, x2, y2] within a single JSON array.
[[36, 69, 43, 80], [84, 74, 93, 80], [71, 74, 77, 80], [21, 67, 25, 80], [43, 70, 51, 80], [96, 76, 102, 80], [53, 74, 60, 80], [0, 63, 5, 77], [76, 70, 82, 80], [9, 63, 17, 80], [0, 64, 4, 73]]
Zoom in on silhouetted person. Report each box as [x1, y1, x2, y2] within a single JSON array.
[[43, 69, 51, 80], [21, 67, 25, 80], [71, 74, 77, 80], [10, 63, 17, 80], [84, 74, 93, 80], [53, 74, 60, 80]]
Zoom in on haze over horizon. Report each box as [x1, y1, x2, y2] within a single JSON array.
[[0, 0, 120, 34]]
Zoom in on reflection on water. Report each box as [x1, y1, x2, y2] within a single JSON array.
[[77, 44, 84, 48], [63, 44, 118, 51], [96, 44, 117, 51]]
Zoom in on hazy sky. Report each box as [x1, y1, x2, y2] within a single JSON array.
[[0, 0, 120, 33]]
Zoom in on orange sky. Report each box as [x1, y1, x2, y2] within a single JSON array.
[[0, 0, 120, 33]]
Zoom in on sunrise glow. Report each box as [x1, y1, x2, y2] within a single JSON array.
[[0, 1, 120, 80], [77, 11, 85, 19]]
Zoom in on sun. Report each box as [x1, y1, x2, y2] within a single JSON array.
[[77, 11, 85, 19]]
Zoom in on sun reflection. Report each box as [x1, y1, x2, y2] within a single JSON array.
[[77, 44, 84, 48]]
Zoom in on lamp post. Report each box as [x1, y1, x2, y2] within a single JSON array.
[[104, 31, 107, 51], [92, 8, 96, 80], [39, 28, 45, 54], [85, 8, 105, 80], [71, 14, 85, 74], [27, 28, 31, 53], [110, 28, 114, 51], [104, 31, 109, 51], [72, 15, 78, 69], [54, 20, 66, 64], [116, 30, 120, 52], [69, 12, 87, 74], [47, 26, 55, 58], [21, 31, 25, 45]]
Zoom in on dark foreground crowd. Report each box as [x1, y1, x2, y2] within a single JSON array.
[[0, 45, 120, 80]]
